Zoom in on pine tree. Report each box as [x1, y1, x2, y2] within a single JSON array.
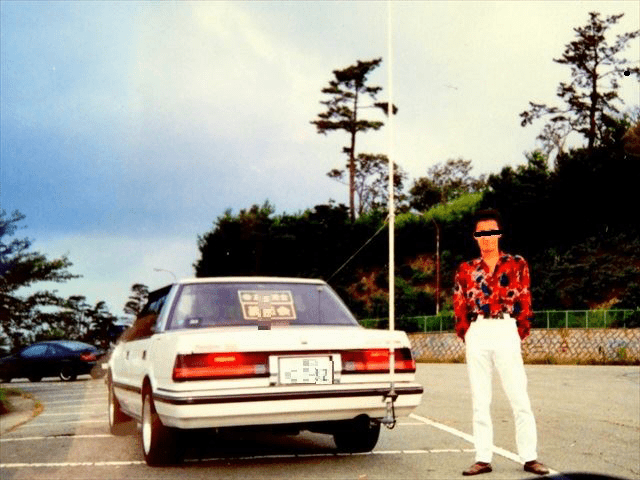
[[311, 58, 397, 221], [520, 12, 639, 154]]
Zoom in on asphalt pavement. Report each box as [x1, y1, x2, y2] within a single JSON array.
[[0, 364, 638, 480]]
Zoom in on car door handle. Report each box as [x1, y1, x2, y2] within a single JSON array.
[[126, 351, 130, 360], [142, 351, 146, 360]]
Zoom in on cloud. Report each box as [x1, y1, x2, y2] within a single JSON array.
[[129, 3, 323, 146], [3, 0, 639, 321], [26, 232, 200, 314]]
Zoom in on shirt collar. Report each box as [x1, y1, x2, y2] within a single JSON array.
[[476, 251, 508, 272]]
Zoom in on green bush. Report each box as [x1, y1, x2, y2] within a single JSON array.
[[612, 310, 640, 328], [411, 268, 433, 284], [0, 388, 8, 414]]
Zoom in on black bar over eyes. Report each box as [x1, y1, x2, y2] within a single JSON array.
[[474, 230, 502, 238]]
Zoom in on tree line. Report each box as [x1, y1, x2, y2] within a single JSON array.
[[197, 11, 640, 322], [195, 114, 639, 324]]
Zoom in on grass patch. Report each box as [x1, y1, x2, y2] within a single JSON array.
[[416, 355, 465, 364], [0, 387, 43, 417], [0, 387, 23, 414], [0, 388, 9, 414]]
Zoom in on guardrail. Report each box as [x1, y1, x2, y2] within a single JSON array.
[[359, 309, 639, 332]]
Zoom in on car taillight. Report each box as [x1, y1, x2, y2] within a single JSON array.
[[173, 352, 270, 381], [341, 348, 415, 374], [80, 353, 97, 362]]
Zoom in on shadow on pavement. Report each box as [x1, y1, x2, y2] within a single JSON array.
[[177, 426, 337, 461], [528, 473, 634, 480]]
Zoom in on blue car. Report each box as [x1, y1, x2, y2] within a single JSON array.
[[0, 340, 105, 382]]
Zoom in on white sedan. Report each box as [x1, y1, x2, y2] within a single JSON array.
[[108, 277, 424, 465]]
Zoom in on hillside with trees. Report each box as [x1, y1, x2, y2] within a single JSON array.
[[196, 12, 640, 326], [194, 115, 639, 325]]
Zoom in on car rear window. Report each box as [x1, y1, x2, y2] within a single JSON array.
[[21, 344, 52, 358], [54, 341, 95, 352], [166, 282, 359, 330]]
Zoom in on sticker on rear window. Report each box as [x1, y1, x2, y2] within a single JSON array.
[[238, 291, 297, 321]]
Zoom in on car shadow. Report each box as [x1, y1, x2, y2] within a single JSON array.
[[177, 427, 338, 462]]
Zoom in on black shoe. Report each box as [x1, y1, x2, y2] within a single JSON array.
[[524, 460, 549, 475], [463, 462, 492, 476]]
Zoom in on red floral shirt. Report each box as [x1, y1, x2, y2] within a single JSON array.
[[453, 252, 534, 340]]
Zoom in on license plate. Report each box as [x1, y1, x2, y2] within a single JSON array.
[[278, 357, 333, 385]]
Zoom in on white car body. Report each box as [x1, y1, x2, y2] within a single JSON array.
[[108, 277, 423, 464]]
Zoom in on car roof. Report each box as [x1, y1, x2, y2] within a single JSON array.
[[173, 277, 326, 286], [148, 277, 328, 296], [39, 340, 96, 351]]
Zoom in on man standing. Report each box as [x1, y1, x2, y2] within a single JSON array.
[[453, 209, 549, 476]]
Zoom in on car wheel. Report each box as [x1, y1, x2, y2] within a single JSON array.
[[333, 415, 381, 453], [141, 388, 181, 466], [108, 379, 132, 435], [59, 365, 77, 382], [28, 376, 42, 382]]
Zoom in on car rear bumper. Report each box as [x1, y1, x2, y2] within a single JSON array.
[[152, 383, 424, 429]]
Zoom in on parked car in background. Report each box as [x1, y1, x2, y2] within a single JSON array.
[[108, 277, 424, 465], [0, 340, 105, 382]]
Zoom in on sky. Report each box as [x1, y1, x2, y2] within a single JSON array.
[[1, 1, 639, 317]]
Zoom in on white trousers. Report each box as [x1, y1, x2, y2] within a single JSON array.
[[465, 317, 538, 463]]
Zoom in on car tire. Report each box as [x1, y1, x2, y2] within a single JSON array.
[[28, 376, 42, 382], [108, 379, 132, 435], [333, 415, 381, 453], [59, 365, 77, 382], [141, 387, 181, 466]]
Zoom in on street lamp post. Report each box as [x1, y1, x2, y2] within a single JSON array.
[[153, 268, 177, 282]]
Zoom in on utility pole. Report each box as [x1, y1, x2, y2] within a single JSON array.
[[432, 219, 440, 315]]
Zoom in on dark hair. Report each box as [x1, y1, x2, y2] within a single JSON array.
[[472, 209, 503, 230]]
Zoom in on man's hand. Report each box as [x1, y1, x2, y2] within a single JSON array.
[[518, 324, 530, 340], [456, 326, 468, 343]]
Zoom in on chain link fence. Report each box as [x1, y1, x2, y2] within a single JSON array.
[[360, 309, 639, 332]]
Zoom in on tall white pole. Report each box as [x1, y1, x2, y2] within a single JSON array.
[[387, 0, 396, 394], [387, 0, 395, 335]]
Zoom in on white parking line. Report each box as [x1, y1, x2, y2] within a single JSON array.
[[38, 412, 105, 416], [42, 403, 105, 409], [409, 414, 559, 475], [1, 434, 113, 443], [36, 394, 105, 399], [35, 399, 105, 405], [43, 400, 105, 406], [1, 412, 558, 474], [29, 387, 105, 392], [0, 461, 146, 468], [18, 420, 107, 427], [408, 414, 474, 443]]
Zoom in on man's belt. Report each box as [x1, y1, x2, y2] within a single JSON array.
[[470, 312, 507, 321]]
